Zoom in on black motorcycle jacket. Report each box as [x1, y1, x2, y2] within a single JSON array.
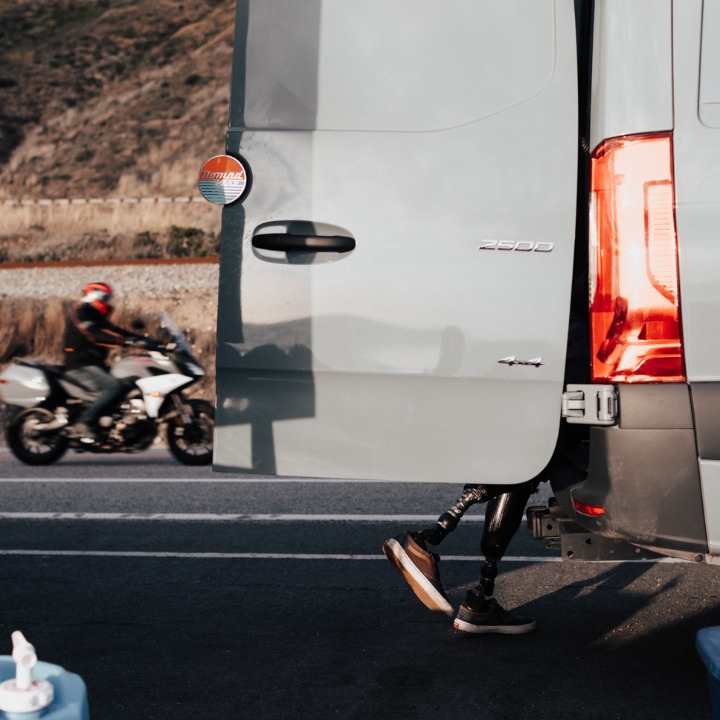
[[63, 303, 136, 371]]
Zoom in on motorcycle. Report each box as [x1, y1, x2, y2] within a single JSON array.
[[0, 313, 214, 466]]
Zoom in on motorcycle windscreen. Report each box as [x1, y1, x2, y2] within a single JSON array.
[[214, 0, 579, 483]]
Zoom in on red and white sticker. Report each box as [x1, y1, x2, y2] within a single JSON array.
[[197, 155, 249, 205]]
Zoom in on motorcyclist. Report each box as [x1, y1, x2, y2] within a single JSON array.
[[62, 282, 149, 442]]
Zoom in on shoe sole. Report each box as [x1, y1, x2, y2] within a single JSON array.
[[382, 537, 453, 617], [453, 617, 537, 635]]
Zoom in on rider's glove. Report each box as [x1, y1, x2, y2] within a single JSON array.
[[127, 337, 161, 351]]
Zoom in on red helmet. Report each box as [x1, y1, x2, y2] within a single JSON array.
[[82, 282, 114, 315]]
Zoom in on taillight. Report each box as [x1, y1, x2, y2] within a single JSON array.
[[589, 132, 684, 382], [572, 498, 606, 516]]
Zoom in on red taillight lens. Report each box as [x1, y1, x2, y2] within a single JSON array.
[[572, 498, 606, 516], [590, 132, 685, 382]]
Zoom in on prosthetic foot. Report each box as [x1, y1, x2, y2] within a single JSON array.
[[454, 485, 539, 634]]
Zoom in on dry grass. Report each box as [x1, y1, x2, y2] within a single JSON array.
[[0, 296, 216, 401], [0, 224, 220, 264]]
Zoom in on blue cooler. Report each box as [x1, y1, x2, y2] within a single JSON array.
[[696, 626, 720, 720], [0, 658, 89, 720]]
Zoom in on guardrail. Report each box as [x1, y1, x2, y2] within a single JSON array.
[[1, 197, 207, 206]]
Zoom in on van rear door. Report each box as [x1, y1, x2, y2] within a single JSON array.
[[214, 0, 579, 483]]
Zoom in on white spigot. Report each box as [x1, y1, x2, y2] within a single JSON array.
[[0, 632, 54, 715], [12, 632, 36, 692]]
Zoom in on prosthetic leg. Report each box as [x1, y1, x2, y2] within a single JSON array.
[[382, 476, 541, 622], [415, 483, 518, 546], [415, 479, 539, 602], [473, 482, 539, 598], [451, 481, 540, 633]]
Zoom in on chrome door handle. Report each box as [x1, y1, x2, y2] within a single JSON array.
[[251, 233, 356, 253]]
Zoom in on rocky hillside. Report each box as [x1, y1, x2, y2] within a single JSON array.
[[0, 0, 234, 201]]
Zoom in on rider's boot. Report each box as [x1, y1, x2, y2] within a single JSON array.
[[74, 420, 100, 443]]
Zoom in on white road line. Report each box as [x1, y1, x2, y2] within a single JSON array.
[[0, 477, 442, 485], [0, 549, 682, 563], [0, 512, 485, 522]]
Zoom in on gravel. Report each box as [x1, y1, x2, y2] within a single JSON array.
[[0, 263, 219, 299]]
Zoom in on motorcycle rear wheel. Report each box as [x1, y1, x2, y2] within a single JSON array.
[[7, 408, 69, 465], [166, 398, 214, 466]]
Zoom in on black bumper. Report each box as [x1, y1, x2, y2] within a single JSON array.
[[554, 383, 708, 559]]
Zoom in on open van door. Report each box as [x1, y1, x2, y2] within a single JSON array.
[[214, 0, 579, 483]]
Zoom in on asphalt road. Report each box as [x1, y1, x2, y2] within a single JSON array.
[[0, 447, 718, 720]]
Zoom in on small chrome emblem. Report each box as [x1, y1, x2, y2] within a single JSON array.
[[498, 356, 545, 367], [478, 240, 554, 253]]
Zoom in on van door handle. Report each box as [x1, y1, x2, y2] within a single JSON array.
[[251, 233, 356, 253]]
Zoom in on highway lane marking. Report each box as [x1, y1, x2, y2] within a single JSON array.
[[0, 476, 474, 485], [0, 549, 682, 562], [0, 512, 486, 522], [0, 550, 531, 559]]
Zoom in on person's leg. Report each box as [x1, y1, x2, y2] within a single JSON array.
[[64, 366, 126, 438], [415, 483, 518, 546], [453, 481, 540, 634], [382, 483, 517, 617]]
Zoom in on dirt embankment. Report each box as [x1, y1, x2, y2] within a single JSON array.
[[0, 0, 234, 262]]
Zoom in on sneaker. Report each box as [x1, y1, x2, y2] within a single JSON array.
[[382, 532, 453, 617], [453, 591, 536, 635]]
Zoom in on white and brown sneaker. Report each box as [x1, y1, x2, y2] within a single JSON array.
[[382, 532, 453, 617]]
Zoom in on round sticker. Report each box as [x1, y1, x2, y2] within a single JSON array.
[[197, 154, 250, 205]]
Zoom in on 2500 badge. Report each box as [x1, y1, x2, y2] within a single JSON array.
[[478, 240, 554, 252]]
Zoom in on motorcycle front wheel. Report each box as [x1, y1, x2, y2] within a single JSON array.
[[6, 408, 69, 465], [166, 398, 214, 466]]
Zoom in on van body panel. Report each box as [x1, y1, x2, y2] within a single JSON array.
[[589, 0, 673, 152], [241, 0, 560, 133], [673, 0, 720, 383], [214, 0, 579, 482], [691, 383, 720, 461]]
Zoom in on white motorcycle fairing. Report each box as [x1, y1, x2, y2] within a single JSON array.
[[136, 374, 193, 418]]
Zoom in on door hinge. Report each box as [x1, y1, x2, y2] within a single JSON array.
[[561, 384, 617, 426]]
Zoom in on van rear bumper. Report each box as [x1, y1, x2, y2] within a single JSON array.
[[554, 383, 708, 559]]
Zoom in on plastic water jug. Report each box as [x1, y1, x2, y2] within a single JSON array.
[[0, 632, 89, 720]]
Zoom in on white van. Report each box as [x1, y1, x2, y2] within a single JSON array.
[[208, 0, 720, 564]]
